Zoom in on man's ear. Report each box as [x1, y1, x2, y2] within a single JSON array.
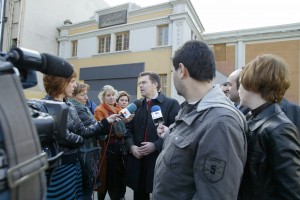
[[179, 63, 189, 79], [153, 81, 158, 89]]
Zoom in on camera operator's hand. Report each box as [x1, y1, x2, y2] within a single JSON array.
[[106, 114, 121, 123]]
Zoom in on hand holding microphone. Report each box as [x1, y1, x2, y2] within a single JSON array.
[[151, 105, 164, 126], [106, 114, 121, 123], [157, 124, 169, 139], [120, 103, 137, 119]]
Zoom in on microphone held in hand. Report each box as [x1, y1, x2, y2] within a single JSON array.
[[120, 103, 137, 119], [151, 105, 164, 126]]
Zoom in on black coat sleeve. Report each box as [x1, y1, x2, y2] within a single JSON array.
[[68, 103, 110, 138]]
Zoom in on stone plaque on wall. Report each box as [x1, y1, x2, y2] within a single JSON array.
[[98, 10, 127, 28]]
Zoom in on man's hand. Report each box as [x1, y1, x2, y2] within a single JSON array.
[[157, 124, 170, 139], [138, 142, 156, 156], [130, 145, 142, 159]]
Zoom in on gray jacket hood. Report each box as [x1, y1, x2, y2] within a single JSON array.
[[197, 84, 234, 112], [196, 84, 246, 129]]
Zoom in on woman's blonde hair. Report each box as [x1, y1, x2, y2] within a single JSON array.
[[98, 85, 118, 103]]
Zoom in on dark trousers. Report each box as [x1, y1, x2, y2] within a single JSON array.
[[98, 143, 126, 200], [134, 191, 149, 200], [133, 158, 150, 200]]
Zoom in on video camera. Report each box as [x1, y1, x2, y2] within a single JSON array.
[[0, 47, 74, 200]]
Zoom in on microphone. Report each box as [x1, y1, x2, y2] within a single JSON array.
[[7, 47, 74, 78], [120, 103, 137, 119], [151, 105, 164, 126]]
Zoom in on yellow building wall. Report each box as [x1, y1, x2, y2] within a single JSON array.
[[69, 25, 99, 35], [68, 48, 173, 97], [215, 45, 236, 76], [245, 40, 300, 103], [24, 89, 46, 99]]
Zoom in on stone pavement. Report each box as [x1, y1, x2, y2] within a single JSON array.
[[92, 187, 133, 200]]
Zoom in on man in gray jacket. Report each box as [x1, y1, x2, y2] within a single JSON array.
[[152, 40, 247, 200]]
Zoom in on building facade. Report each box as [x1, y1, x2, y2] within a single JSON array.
[[204, 23, 300, 104], [1, 0, 109, 97], [57, 0, 204, 104]]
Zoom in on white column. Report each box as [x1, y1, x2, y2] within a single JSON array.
[[236, 40, 245, 69], [110, 33, 114, 52]]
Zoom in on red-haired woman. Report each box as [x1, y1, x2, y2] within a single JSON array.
[[43, 71, 118, 200], [238, 54, 300, 200]]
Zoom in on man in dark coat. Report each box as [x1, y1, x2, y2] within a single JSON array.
[[279, 98, 300, 134], [125, 71, 180, 200]]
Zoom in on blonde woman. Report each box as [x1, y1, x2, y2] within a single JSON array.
[[94, 85, 126, 200]]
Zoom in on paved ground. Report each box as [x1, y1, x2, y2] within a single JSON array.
[[92, 187, 133, 199]]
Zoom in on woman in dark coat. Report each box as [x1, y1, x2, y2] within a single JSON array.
[[238, 54, 300, 200], [70, 82, 102, 200]]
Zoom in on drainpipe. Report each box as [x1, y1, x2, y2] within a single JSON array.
[[0, 0, 7, 51]]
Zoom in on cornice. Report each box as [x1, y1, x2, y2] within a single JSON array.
[[57, 17, 170, 41], [203, 23, 300, 44], [95, 3, 131, 15], [128, 2, 172, 17]]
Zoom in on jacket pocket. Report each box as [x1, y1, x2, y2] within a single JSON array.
[[163, 134, 191, 172]]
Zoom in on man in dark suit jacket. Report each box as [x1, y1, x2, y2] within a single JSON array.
[[125, 71, 180, 200]]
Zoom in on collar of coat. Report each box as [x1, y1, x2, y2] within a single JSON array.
[[177, 85, 246, 128], [141, 92, 165, 104], [248, 103, 281, 131]]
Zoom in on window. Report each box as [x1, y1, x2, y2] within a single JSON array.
[[71, 40, 78, 57], [98, 35, 111, 53], [157, 25, 168, 46], [115, 32, 129, 51], [159, 74, 167, 95]]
